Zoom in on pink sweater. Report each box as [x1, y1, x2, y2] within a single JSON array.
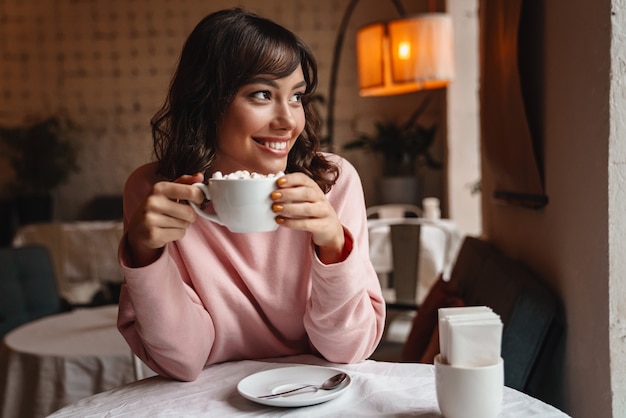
[[117, 154, 385, 381]]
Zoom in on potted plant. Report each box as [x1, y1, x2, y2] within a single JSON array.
[[343, 99, 442, 204], [0, 116, 80, 224]]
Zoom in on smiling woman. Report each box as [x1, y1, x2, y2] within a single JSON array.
[[116, 7, 385, 382]]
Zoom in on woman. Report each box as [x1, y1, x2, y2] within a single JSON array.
[[118, 8, 385, 382]]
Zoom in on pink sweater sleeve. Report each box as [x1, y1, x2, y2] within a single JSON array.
[[117, 163, 216, 381], [303, 158, 386, 363], [118, 244, 215, 381]]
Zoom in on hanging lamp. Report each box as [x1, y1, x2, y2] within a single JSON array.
[[356, 13, 455, 97]]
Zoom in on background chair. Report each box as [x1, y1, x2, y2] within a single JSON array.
[[367, 203, 423, 305], [0, 245, 64, 339], [400, 236, 564, 407], [369, 219, 453, 361]]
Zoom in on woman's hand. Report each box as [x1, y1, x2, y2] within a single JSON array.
[[126, 173, 205, 267], [271, 173, 346, 264]]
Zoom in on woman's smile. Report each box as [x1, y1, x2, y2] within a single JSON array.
[[253, 136, 290, 152]]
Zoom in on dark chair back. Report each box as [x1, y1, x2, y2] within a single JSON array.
[[389, 223, 422, 308], [0, 245, 62, 339], [448, 236, 564, 406]]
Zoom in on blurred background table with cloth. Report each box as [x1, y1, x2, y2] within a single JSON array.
[[12, 221, 124, 306]]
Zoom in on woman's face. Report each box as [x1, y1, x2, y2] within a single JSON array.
[[213, 66, 306, 176]]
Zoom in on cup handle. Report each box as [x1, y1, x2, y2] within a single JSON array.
[[189, 182, 225, 226]]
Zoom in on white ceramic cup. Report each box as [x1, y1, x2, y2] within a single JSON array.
[[189, 177, 279, 233], [434, 354, 504, 418]]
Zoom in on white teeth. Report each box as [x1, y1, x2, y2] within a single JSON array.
[[263, 141, 287, 150]]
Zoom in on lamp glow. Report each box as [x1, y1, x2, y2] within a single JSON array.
[[398, 42, 411, 60], [357, 13, 455, 97]]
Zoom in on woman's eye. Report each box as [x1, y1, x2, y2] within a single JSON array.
[[291, 93, 304, 103], [251, 91, 270, 100]]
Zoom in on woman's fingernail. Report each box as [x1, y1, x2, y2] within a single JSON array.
[[275, 216, 286, 224], [277, 177, 287, 187], [271, 191, 282, 200], [272, 204, 283, 213]]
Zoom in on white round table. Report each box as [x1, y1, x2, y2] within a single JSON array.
[[0, 305, 147, 418], [48, 354, 570, 417]]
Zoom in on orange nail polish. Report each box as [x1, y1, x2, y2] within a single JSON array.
[[271, 191, 282, 200], [275, 216, 286, 224], [277, 177, 287, 186], [272, 203, 283, 212]]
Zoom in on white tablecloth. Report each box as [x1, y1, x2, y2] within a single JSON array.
[[368, 218, 463, 305], [12, 221, 124, 304], [48, 354, 569, 417], [0, 305, 151, 418]]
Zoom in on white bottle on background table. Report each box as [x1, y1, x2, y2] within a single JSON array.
[[423, 197, 441, 220]]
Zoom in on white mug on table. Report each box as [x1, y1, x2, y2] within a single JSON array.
[[435, 354, 504, 418]]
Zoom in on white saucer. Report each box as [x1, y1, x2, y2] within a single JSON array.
[[237, 365, 351, 408]]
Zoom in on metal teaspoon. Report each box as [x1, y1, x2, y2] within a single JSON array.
[[257, 372, 348, 399]]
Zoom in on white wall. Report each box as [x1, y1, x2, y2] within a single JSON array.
[[609, 0, 626, 415], [447, 0, 481, 236]]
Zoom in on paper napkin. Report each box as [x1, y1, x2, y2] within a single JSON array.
[[438, 306, 503, 367]]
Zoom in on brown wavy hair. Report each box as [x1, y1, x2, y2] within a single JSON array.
[[151, 8, 338, 192]]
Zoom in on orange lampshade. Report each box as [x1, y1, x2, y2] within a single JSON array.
[[357, 13, 455, 97]]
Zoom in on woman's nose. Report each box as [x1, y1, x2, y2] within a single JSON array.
[[271, 102, 297, 130]]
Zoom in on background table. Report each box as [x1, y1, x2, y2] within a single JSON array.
[[49, 354, 569, 417], [12, 221, 124, 305], [0, 305, 153, 418]]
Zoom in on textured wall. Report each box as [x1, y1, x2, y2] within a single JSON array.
[[609, 0, 626, 415], [0, 0, 444, 220]]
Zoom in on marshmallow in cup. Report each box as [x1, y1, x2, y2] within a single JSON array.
[[189, 170, 284, 233]]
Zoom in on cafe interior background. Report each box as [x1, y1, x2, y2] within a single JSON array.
[[0, 0, 624, 417]]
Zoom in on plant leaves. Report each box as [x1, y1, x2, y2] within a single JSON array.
[[343, 100, 441, 176]]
